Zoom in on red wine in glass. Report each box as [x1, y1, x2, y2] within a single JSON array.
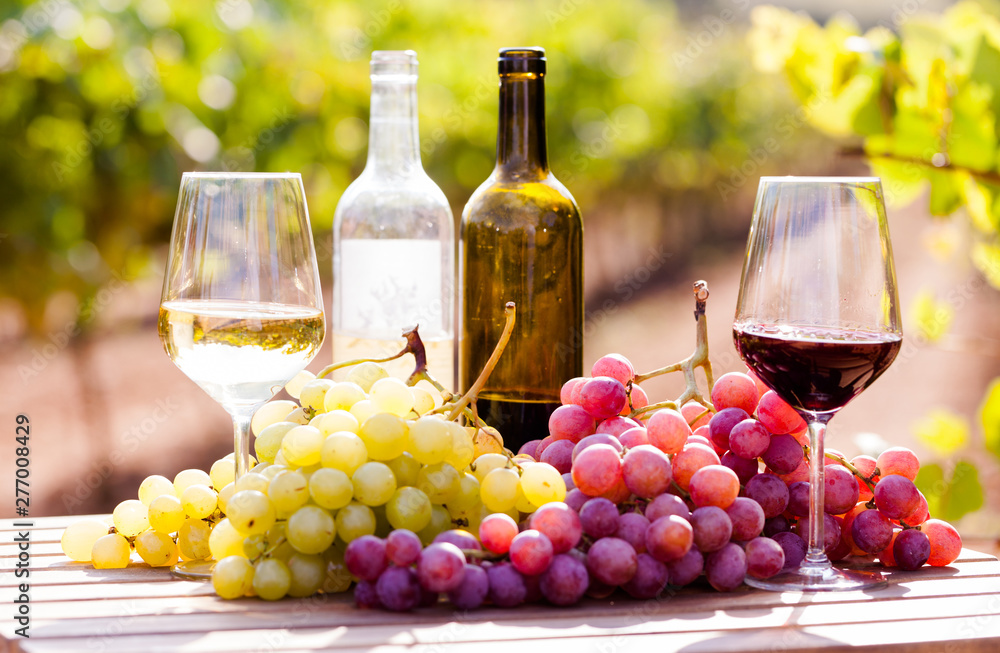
[[733, 177, 901, 592], [734, 324, 902, 413]]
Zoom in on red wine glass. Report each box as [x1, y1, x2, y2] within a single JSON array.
[[734, 177, 902, 591]]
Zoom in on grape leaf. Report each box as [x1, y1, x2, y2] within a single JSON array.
[[914, 409, 969, 456], [915, 461, 984, 523], [949, 83, 997, 172], [972, 242, 1000, 289], [868, 158, 926, 208], [969, 32, 1000, 123], [962, 178, 998, 234], [915, 464, 945, 515], [911, 289, 954, 342], [981, 376, 1000, 461], [928, 169, 964, 217]]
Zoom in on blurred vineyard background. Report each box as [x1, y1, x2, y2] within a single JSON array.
[[1, 0, 998, 551]]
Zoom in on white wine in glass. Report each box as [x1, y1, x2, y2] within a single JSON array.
[[158, 172, 325, 578], [734, 176, 902, 592]]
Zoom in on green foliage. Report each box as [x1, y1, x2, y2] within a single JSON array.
[[914, 409, 969, 457], [0, 0, 804, 335], [749, 1, 1000, 288], [753, 3, 1000, 524], [910, 290, 955, 343], [981, 376, 1000, 460], [915, 460, 984, 523]]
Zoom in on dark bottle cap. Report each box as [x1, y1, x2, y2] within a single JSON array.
[[498, 47, 546, 75]]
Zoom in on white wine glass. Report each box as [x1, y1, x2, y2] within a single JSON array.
[[159, 172, 325, 576], [734, 177, 902, 591]]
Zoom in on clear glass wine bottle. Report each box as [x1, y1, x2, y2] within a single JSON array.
[[332, 50, 455, 389]]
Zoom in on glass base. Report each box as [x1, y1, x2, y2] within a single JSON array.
[[171, 559, 214, 580], [745, 565, 887, 592]]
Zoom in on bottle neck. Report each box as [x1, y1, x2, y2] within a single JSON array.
[[366, 76, 422, 176], [496, 72, 548, 179]]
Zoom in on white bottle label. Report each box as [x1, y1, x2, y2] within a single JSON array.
[[338, 239, 446, 338]]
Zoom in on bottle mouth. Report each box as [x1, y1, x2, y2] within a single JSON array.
[[498, 47, 545, 75], [371, 50, 418, 78]]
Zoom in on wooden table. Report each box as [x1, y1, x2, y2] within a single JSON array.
[[3, 516, 999, 653]]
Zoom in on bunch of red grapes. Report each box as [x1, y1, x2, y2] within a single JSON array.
[[349, 353, 963, 611]]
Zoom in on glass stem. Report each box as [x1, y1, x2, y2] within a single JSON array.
[[803, 417, 831, 573], [230, 407, 255, 480]]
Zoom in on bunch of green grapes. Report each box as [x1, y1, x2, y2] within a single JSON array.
[[60, 462, 232, 570], [60, 361, 567, 602]]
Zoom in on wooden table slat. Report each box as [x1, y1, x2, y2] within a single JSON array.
[[2, 516, 998, 653]]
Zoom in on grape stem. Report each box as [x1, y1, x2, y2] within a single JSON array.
[[251, 536, 287, 565], [461, 548, 505, 561], [631, 281, 716, 418], [314, 325, 452, 398], [447, 302, 517, 422], [822, 450, 879, 496], [670, 480, 691, 501]]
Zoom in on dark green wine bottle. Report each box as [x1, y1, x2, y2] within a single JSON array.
[[459, 47, 584, 452]]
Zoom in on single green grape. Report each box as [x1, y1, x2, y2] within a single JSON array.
[[417, 462, 460, 505], [287, 553, 326, 597], [299, 379, 336, 413], [148, 495, 185, 534], [322, 561, 354, 594], [134, 530, 177, 567], [208, 518, 246, 560], [267, 470, 310, 517], [386, 452, 421, 487], [251, 400, 299, 436], [61, 520, 109, 562], [520, 462, 566, 506], [113, 499, 149, 538], [226, 490, 276, 536], [514, 481, 538, 514], [310, 409, 360, 436], [320, 431, 368, 475], [213, 555, 254, 599], [352, 462, 397, 507], [323, 381, 367, 412], [471, 453, 509, 483], [349, 399, 378, 425], [254, 422, 297, 464], [448, 473, 482, 513], [284, 369, 316, 400], [346, 362, 389, 392], [181, 484, 218, 520], [406, 416, 452, 465], [173, 469, 212, 495], [138, 475, 175, 505], [410, 386, 436, 416], [91, 533, 131, 569], [385, 486, 433, 532], [480, 467, 520, 513], [334, 502, 376, 543], [178, 519, 212, 560], [308, 468, 354, 510], [417, 504, 452, 546], [358, 412, 408, 461], [209, 458, 236, 491], [444, 421, 475, 471], [285, 505, 336, 555], [234, 472, 270, 494], [252, 558, 291, 601], [281, 425, 324, 467], [369, 377, 415, 417], [217, 482, 236, 514]]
